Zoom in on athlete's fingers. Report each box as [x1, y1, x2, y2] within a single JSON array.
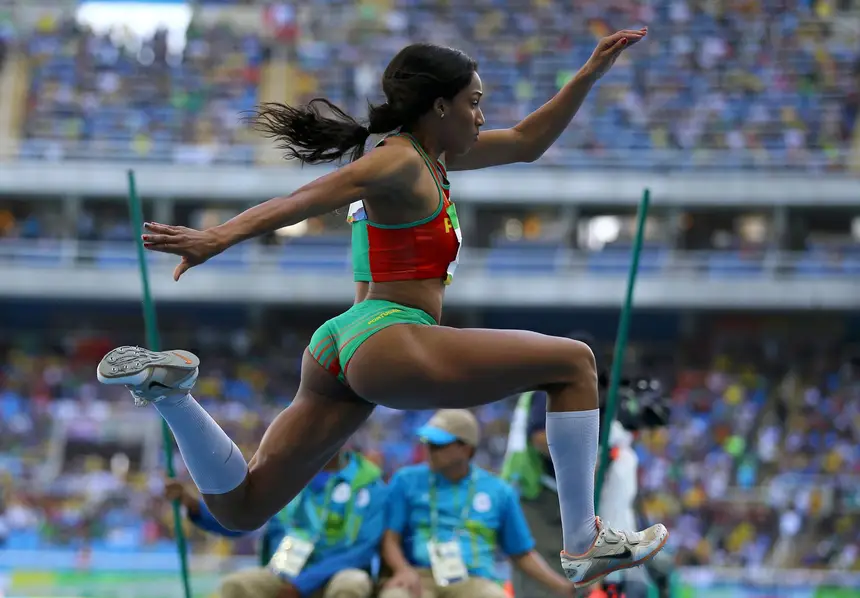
[[609, 37, 629, 55], [602, 30, 645, 52], [142, 241, 183, 251], [602, 30, 642, 45], [144, 222, 180, 234], [141, 233, 182, 245], [143, 244, 183, 254], [623, 29, 647, 46], [616, 28, 647, 38]]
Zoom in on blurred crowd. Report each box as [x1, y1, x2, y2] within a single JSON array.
[[293, 0, 860, 170], [2, 0, 858, 170], [1, 326, 858, 575], [18, 15, 263, 163], [635, 346, 860, 572]]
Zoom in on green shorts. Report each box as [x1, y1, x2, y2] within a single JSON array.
[[309, 299, 436, 385]]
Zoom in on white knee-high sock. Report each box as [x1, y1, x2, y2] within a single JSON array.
[[546, 409, 600, 554], [153, 394, 248, 494]]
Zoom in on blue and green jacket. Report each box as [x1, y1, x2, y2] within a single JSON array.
[[189, 452, 387, 596]]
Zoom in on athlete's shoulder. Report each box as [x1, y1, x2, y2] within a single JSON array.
[[364, 139, 426, 174], [341, 142, 423, 197]]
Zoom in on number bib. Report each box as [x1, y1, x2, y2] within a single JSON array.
[[269, 536, 315, 577], [427, 540, 469, 587]]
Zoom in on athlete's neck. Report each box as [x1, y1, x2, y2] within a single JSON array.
[[441, 462, 471, 483], [402, 128, 443, 161]]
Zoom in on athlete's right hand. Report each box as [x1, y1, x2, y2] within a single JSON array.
[[583, 28, 647, 80], [385, 567, 423, 598], [142, 222, 225, 281]]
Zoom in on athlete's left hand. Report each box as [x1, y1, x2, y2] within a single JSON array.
[[583, 28, 647, 80], [141, 222, 226, 281]]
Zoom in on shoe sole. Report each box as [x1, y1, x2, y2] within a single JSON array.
[[96, 346, 200, 386], [570, 527, 670, 589]]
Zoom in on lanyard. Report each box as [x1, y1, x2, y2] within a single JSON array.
[[428, 471, 476, 542], [284, 476, 362, 544], [302, 476, 338, 543]]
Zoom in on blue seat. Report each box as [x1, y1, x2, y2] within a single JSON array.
[[586, 246, 668, 276], [280, 245, 351, 272], [485, 242, 561, 274], [706, 252, 765, 279], [11, 240, 64, 267], [793, 254, 843, 278], [95, 246, 141, 269], [207, 245, 249, 269]]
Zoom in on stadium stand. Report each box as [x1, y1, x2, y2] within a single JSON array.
[[6, 0, 860, 170]]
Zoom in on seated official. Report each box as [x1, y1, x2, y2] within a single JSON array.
[[166, 449, 386, 598], [379, 409, 576, 598]]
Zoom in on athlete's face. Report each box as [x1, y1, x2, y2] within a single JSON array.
[[438, 71, 485, 156], [426, 440, 473, 475]]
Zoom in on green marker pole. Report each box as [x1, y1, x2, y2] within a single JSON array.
[[594, 188, 651, 512], [126, 169, 193, 598]]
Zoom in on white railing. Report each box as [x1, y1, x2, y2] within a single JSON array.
[[3, 139, 860, 173]]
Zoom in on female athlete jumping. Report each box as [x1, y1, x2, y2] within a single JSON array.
[[97, 30, 668, 589]]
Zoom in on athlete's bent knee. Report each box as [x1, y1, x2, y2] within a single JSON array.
[[563, 339, 597, 382], [203, 494, 268, 533]]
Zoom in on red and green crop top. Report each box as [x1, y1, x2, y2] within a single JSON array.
[[347, 133, 462, 285]]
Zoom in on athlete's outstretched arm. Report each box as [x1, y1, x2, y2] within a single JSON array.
[[141, 145, 422, 280], [446, 28, 647, 172], [210, 146, 421, 247]]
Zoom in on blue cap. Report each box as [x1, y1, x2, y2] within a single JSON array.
[[416, 410, 480, 447], [417, 425, 459, 446]]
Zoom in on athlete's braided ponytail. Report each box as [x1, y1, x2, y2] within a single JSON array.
[[250, 98, 383, 165], [250, 43, 476, 166]]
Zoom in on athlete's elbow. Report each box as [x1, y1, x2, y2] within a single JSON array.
[[518, 149, 542, 164]]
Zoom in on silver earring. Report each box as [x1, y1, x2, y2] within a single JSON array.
[[440, 113, 445, 119]]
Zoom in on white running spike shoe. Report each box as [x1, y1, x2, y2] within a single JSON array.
[[97, 346, 200, 406], [561, 517, 669, 589]]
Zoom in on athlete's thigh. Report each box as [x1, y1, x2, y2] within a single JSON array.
[[346, 324, 594, 409], [244, 350, 375, 519]]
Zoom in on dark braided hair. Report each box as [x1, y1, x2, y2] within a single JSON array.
[[250, 44, 477, 165]]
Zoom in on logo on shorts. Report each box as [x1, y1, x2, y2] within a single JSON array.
[[367, 309, 403, 325]]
